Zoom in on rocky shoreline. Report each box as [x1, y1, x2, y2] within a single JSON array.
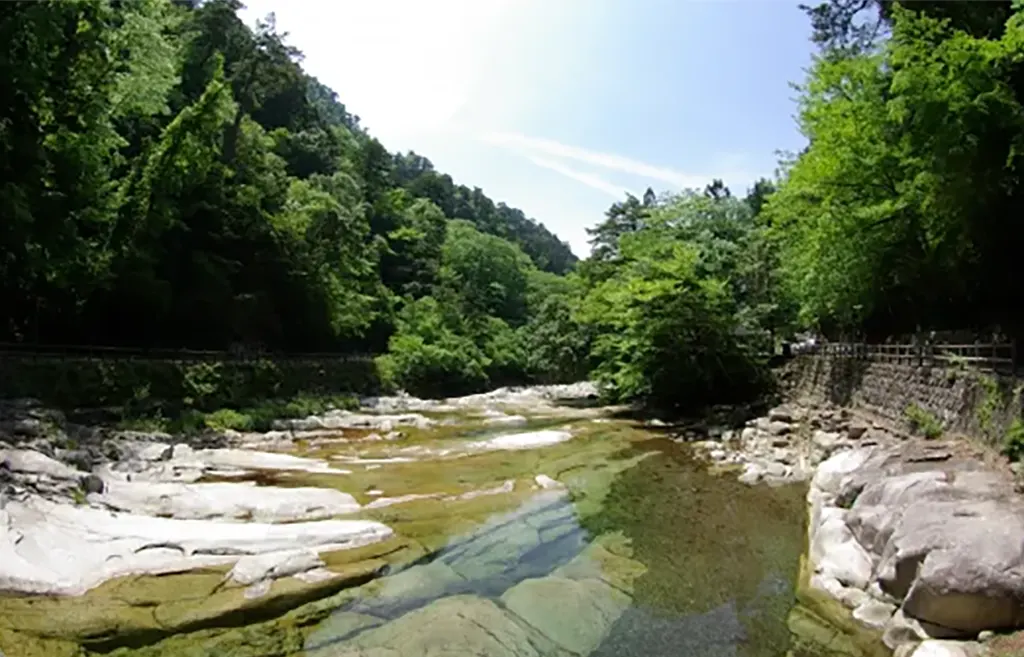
[[695, 401, 1021, 657]]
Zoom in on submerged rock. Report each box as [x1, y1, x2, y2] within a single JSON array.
[[501, 575, 630, 654], [312, 594, 570, 657]]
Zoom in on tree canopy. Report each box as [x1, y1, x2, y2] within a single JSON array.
[[0, 0, 578, 395], [6, 0, 1022, 409]]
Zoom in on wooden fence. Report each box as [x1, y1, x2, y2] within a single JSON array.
[[0, 342, 373, 364], [811, 340, 1018, 372]]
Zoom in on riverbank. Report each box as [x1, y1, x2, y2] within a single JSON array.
[[695, 398, 1023, 657]]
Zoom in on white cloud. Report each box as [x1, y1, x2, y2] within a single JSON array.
[[521, 155, 627, 199], [481, 131, 757, 194], [238, 0, 516, 146]]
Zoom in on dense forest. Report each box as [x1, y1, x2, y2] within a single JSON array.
[[3, 0, 1023, 408], [0, 0, 576, 391]]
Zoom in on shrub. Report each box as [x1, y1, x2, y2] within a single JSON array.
[[377, 333, 488, 398], [1003, 418, 1024, 462], [904, 403, 943, 439], [203, 408, 253, 432]]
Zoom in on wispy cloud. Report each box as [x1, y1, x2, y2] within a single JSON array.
[[481, 131, 727, 190], [522, 155, 627, 198]]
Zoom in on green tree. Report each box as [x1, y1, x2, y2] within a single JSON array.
[[440, 220, 534, 326], [579, 223, 766, 411]]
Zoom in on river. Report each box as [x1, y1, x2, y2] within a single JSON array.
[[0, 386, 817, 657]]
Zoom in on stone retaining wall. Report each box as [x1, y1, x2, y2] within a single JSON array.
[[782, 355, 1023, 446]]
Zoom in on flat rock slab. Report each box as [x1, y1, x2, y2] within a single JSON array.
[[470, 430, 572, 451], [0, 497, 392, 596], [104, 446, 349, 484], [0, 449, 82, 480], [93, 479, 361, 522]]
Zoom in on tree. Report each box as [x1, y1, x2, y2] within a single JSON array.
[[578, 222, 766, 410], [585, 192, 652, 262], [800, 0, 1014, 54], [769, 4, 1024, 338], [440, 220, 534, 326]]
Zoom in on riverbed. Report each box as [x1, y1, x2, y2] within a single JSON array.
[[0, 386, 813, 657]]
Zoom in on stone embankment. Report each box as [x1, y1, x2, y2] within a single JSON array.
[[695, 401, 1022, 657]]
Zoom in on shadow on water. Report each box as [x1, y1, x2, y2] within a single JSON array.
[[586, 438, 807, 657]]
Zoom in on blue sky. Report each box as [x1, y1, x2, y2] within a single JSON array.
[[239, 0, 816, 256]]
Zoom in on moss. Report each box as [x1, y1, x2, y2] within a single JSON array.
[[0, 629, 84, 657]]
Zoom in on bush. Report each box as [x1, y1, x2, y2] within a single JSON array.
[[377, 333, 488, 398], [905, 403, 943, 439], [203, 408, 253, 432], [1003, 418, 1024, 463], [0, 355, 380, 412]]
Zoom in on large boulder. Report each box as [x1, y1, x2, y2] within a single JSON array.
[[884, 498, 1024, 633], [810, 443, 1024, 637], [811, 507, 873, 590]]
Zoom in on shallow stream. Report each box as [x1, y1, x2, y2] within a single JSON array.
[[0, 392, 822, 657]]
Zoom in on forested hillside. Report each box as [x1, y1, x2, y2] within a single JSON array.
[[0, 0, 575, 392], [4, 0, 1022, 408]]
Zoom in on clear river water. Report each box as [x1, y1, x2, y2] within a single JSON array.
[[0, 390, 843, 657]]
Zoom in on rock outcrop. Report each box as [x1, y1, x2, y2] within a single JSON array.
[[810, 442, 1024, 645], [701, 398, 1023, 656], [0, 496, 392, 595]]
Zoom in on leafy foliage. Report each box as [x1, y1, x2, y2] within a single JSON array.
[[771, 2, 1024, 339], [576, 192, 778, 411], [904, 403, 944, 439], [0, 0, 576, 369]]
